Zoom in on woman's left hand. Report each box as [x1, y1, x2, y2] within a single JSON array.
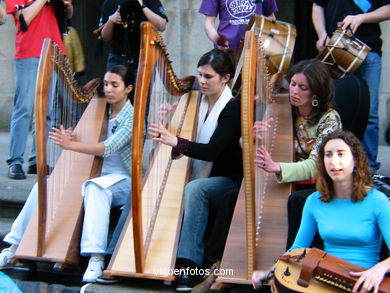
[[350, 262, 388, 293], [255, 145, 281, 173], [48, 125, 74, 150], [148, 122, 178, 147]]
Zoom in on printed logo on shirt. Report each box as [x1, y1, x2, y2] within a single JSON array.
[[226, 0, 256, 23]]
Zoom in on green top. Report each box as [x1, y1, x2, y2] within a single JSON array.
[[276, 108, 341, 183]]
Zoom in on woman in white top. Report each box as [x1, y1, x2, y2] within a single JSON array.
[[0, 65, 134, 283]]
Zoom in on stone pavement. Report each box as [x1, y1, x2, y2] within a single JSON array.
[[0, 130, 389, 292]]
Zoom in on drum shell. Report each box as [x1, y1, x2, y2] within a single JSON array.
[[256, 16, 297, 75], [317, 29, 371, 79]]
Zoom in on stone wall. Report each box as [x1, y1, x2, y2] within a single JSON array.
[[0, 0, 389, 145]]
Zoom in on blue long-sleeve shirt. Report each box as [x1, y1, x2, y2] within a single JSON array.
[[290, 189, 390, 268]]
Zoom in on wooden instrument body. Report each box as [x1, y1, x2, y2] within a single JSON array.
[[218, 30, 293, 285], [255, 15, 296, 75], [104, 22, 197, 280], [15, 38, 105, 266], [274, 248, 390, 293], [317, 28, 371, 79], [233, 14, 296, 95]]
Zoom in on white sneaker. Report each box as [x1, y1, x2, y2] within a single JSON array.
[[82, 254, 104, 283], [0, 245, 17, 268]]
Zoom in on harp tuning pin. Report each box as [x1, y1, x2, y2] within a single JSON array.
[[283, 266, 291, 276]]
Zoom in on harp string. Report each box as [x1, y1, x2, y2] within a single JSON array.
[[254, 40, 273, 245], [141, 49, 187, 252], [45, 43, 90, 235]]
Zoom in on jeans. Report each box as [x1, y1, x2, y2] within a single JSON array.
[[7, 58, 39, 167], [355, 52, 381, 172], [177, 176, 239, 266], [81, 178, 130, 255]]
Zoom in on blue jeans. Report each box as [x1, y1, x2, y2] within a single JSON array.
[[355, 52, 381, 172], [7, 58, 39, 167], [177, 176, 239, 266]]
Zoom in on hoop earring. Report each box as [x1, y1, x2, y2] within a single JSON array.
[[312, 98, 319, 107]]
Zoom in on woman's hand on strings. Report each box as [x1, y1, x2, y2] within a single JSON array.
[[350, 261, 389, 293], [253, 117, 273, 140], [48, 125, 75, 150], [158, 101, 178, 124], [148, 122, 178, 147], [255, 145, 281, 173]]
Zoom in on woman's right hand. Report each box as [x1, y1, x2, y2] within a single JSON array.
[[253, 118, 273, 140], [148, 122, 178, 147]]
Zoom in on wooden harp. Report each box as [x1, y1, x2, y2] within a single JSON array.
[[217, 30, 293, 284], [104, 22, 198, 280], [14, 38, 106, 267]]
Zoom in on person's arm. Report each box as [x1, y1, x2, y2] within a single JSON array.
[[275, 110, 342, 183], [138, 0, 166, 31], [101, 5, 121, 42], [14, 0, 47, 25], [340, 4, 390, 33], [204, 14, 227, 47], [48, 125, 105, 155], [312, 3, 329, 52], [289, 193, 318, 251], [149, 99, 241, 161], [350, 192, 390, 292], [63, 0, 73, 19]]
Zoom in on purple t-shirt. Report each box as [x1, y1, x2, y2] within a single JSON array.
[[199, 0, 278, 52]]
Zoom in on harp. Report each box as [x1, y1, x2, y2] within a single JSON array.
[[14, 38, 106, 266], [217, 30, 293, 284], [104, 22, 198, 280]]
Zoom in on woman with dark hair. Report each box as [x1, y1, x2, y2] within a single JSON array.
[[253, 130, 390, 292], [0, 65, 134, 283], [255, 59, 340, 182], [254, 59, 342, 248], [148, 48, 242, 291]]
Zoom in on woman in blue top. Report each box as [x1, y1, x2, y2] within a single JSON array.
[[253, 130, 390, 293]]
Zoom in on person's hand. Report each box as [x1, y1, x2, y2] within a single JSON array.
[[62, 0, 72, 7], [108, 6, 122, 25], [148, 122, 178, 147], [350, 262, 388, 293], [137, 0, 143, 6], [158, 101, 179, 124], [253, 117, 273, 140], [255, 145, 281, 173], [339, 14, 365, 34], [252, 267, 275, 289], [48, 125, 75, 150], [316, 34, 329, 52], [216, 33, 229, 51]]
